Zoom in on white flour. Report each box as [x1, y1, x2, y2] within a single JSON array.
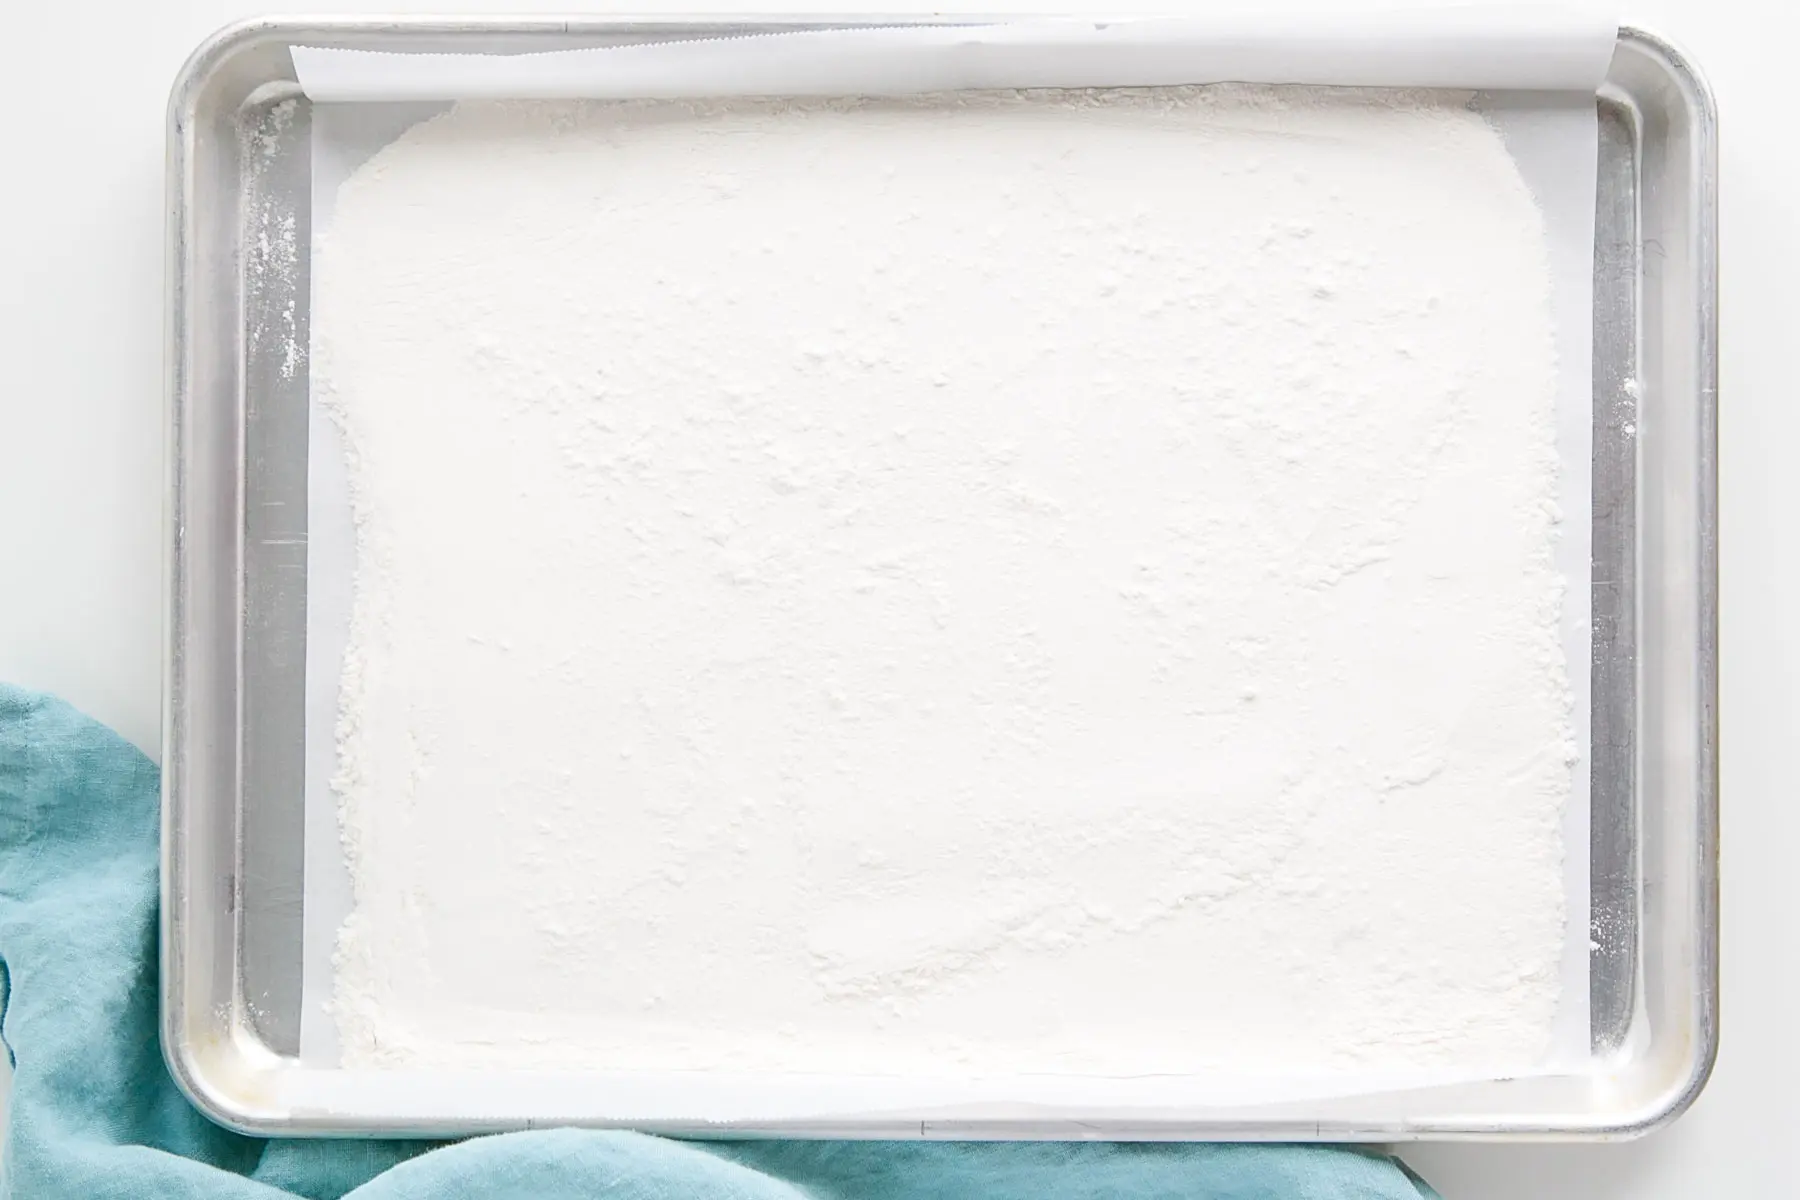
[[316, 89, 1574, 1077]]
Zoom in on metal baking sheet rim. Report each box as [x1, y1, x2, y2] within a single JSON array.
[[162, 17, 1718, 1140]]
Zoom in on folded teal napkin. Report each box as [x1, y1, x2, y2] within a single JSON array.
[[0, 684, 1439, 1199]]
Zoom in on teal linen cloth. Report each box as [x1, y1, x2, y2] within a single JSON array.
[[0, 684, 1440, 1199]]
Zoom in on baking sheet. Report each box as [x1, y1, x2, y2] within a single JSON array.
[[296, 15, 1599, 1119]]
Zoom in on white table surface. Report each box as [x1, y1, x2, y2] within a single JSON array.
[[0, 1, 1787, 1192]]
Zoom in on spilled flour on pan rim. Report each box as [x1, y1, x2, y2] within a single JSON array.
[[315, 88, 1575, 1078]]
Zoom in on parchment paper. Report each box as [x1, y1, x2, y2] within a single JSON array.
[[297, 11, 1602, 1121], [290, 10, 1615, 99]]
